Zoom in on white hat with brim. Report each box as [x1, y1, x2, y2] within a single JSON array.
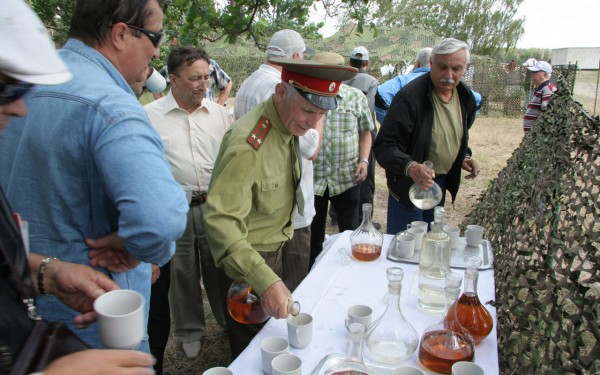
[[527, 61, 552, 75], [0, 0, 72, 85]]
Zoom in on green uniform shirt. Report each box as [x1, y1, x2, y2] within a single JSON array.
[[204, 98, 297, 295]]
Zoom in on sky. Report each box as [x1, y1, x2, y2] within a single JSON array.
[[313, 0, 600, 50]]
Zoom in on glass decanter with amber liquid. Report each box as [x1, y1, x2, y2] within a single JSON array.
[[226, 281, 300, 324], [447, 256, 493, 345], [350, 203, 384, 261], [324, 323, 374, 375], [418, 285, 475, 374]]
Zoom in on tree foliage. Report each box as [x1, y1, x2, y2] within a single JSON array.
[[374, 0, 525, 55]]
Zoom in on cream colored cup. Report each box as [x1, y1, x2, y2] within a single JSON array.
[[271, 353, 302, 375], [145, 67, 167, 93], [287, 312, 312, 349], [443, 225, 461, 249], [202, 367, 233, 375], [394, 233, 415, 258], [260, 337, 289, 374], [465, 225, 485, 247], [345, 304, 372, 328], [406, 227, 426, 251], [93, 289, 145, 349], [451, 361, 484, 375], [409, 221, 428, 231]]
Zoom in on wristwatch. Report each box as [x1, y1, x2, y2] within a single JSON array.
[[360, 158, 369, 165]]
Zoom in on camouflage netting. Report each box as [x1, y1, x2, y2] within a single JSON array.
[[464, 76, 600, 374]]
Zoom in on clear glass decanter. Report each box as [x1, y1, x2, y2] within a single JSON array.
[[418, 285, 475, 374], [408, 161, 443, 210], [324, 322, 374, 375], [419, 206, 451, 272], [350, 203, 384, 262], [366, 267, 418, 365], [226, 281, 300, 324], [447, 256, 493, 345], [418, 241, 451, 313]]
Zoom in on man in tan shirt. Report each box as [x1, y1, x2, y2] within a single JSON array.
[[144, 46, 231, 362]]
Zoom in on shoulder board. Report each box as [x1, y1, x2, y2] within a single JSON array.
[[247, 116, 272, 150]]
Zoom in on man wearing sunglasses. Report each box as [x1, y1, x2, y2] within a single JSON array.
[[0, 0, 188, 351]]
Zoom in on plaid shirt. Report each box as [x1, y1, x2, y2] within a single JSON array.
[[313, 84, 374, 196], [206, 59, 231, 102]]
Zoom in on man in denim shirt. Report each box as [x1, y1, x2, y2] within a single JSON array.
[[0, 0, 188, 350]]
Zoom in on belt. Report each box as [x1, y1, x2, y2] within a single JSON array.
[[190, 193, 207, 206]]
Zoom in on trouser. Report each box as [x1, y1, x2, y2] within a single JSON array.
[[310, 185, 361, 267], [170, 203, 227, 343], [282, 226, 311, 292], [386, 174, 447, 235], [148, 262, 170, 375], [358, 128, 377, 221], [219, 249, 283, 359]]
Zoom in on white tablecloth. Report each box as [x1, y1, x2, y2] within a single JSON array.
[[228, 231, 499, 374]]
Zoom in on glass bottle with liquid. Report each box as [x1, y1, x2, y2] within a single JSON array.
[[324, 322, 374, 375], [350, 203, 384, 261], [366, 267, 418, 365], [418, 285, 475, 374], [447, 256, 493, 345], [419, 206, 451, 271], [408, 161, 443, 210], [226, 281, 300, 324], [418, 241, 450, 313]]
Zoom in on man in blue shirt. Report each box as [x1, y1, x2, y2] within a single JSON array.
[[0, 0, 188, 350], [375, 47, 432, 125]]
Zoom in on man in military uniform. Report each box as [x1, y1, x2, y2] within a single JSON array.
[[203, 58, 357, 357]]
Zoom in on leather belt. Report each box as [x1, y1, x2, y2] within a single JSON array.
[[190, 193, 207, 206]]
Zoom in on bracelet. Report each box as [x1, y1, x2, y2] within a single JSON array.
[[360, 158, 369, 165], [37, 257, 59, 295], [464, 154, 472, 160]]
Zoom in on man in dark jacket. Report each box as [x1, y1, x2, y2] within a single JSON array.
[[373, 38, 480, 235]]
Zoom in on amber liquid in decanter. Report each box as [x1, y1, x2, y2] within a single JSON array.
[[418, 330, 474, 374], [449, 293, 494, 345], [351, 243, 382, 261], [227, 284, 268, 324]]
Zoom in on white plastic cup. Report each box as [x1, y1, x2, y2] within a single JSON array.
[[260, 337, 289, 374], [451, 361, 484, 375], [93, 289, 145, 349], [286, 312, 312, 349], [465, 225, 485, 247], [394, 233, 415, 258], [406, 227, 426, 251], [443, 225, 461, 249], [145, 67, 167, 93], [409, 221, 428, 231], [202, 367, 233, 375], [271, 353, 302, 375], [345, 305, 372, 328]]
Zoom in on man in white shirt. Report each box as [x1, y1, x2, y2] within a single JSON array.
[[145, 46, 231, 360], [235, 29, 320, 291]]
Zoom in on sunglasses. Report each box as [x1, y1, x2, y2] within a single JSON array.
[[0, 80, 33, 105], [125, 24, 164, 48]]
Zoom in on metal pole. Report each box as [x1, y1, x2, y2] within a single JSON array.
[[594, 59, 599, 116]]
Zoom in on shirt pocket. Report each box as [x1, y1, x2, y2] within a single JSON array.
[[255, 176, 290, 215]]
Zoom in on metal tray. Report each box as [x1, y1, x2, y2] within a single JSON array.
[[311, 353, 398, 375], [386, 236, 493, 269]]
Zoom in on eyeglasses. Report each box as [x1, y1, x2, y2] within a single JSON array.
[[0, 80, 33, 105], [125, 24, 164, 48]]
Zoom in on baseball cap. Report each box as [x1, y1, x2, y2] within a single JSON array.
[[269, 57, 358, 110], [0, 0, 72, 85], [350, 46, 369, 61], [266, 29, 307, 58], [527, 61, 552, 74]]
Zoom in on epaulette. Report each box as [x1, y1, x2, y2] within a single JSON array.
[[247, 116, 272, 150]]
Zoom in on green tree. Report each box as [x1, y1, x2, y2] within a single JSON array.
[[375, 0, 525, 55]]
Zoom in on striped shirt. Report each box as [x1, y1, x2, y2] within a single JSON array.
[[523, 80, 557, 133]]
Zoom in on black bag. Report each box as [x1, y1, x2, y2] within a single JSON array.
[[0, 189, 89, 375]]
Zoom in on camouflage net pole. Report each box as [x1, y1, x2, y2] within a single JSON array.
[[464, 77, 600, 374]]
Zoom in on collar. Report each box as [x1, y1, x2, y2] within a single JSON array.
[[161, 90, 210, 115], [264, 96, 293, 144]]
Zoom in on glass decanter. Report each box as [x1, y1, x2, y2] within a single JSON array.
[[366, 267, 418, 365], [408, 161, 442, 210], [419, 206, 451, 272], [418, 285, 475, 374], [418, 241, 451, 313], [324, 322, 374, 375], [447, 256, 493, 345], [226, 281, 300, 324], [350, 203, 384, 262]]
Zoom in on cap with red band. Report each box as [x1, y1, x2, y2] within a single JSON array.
[[269, 57, 358, 110]]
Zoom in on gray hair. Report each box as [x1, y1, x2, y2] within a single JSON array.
[[431, 38, 470, 64], [415, 47, 433, 68]]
